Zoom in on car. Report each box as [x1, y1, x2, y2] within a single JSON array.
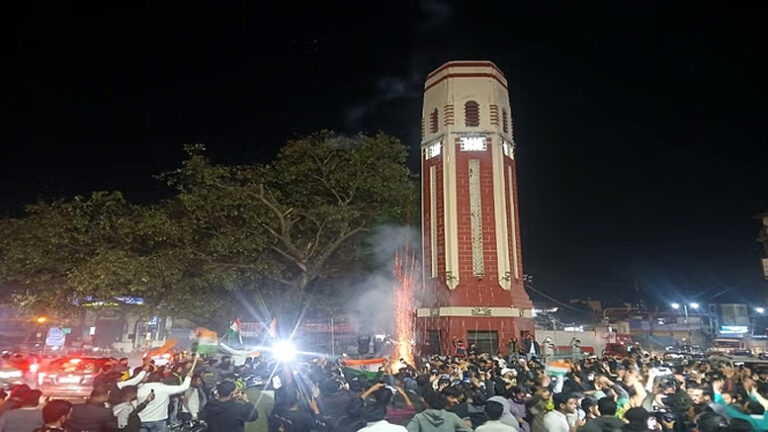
[[0, 358, 26, 389], [38, 357, 112, 398]]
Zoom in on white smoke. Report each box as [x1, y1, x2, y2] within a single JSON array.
[[341, 224, 421, 336]]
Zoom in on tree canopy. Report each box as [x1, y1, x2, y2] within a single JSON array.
[[0, 132, 417, 330]]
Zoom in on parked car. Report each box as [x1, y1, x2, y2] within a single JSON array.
[[38, 357, 111, 398]]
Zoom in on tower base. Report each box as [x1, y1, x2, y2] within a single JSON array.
[[415, 311, 534, 357]]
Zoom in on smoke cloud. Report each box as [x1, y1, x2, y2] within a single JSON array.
[[340, 224, 422, 336]]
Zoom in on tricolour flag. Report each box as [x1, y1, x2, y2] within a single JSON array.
[[192, 328, 219, 354], [341, 358, 387, 380], [545, 360, 570, 377], [229, 318, 243, 344]]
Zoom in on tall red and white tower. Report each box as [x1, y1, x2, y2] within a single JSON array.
[[418, 61, 534, 355]]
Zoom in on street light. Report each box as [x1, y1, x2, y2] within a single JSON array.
[[671, 302, 699, 344], [756, 307, 765, 314], [35, 316, 47, 324]]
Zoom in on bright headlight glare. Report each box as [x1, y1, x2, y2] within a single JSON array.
[[273, 340, 296, 362]]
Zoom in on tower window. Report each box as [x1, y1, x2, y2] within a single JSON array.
[[429, 108, 439, 134], [464, 101, 479, 127], [502, 108, 509, 133]]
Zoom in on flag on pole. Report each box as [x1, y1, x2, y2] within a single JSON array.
[[229, 318, 243, 344], [192, 328, 218, 354], [340, 358, 387, 379]]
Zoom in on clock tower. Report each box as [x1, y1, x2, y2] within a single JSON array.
[[417, 61, 534, 355]]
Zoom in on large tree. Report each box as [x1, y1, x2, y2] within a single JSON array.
[[164, 132, 417, 323], [0, 132, 417, 330]]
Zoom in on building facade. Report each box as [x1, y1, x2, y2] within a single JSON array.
[[417, 61, 534, 355]]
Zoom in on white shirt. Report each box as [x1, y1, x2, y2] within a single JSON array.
[[477, 420, 519, 432], [542, 410, 570, 432], [181, 387, 201, 417], [113, 401, 136, 429], [358, 420, 408, 431], [117, 370, 147, 389], [137, 376, 191, 422]]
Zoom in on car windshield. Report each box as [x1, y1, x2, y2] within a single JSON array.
[[47, 358, 102, 374]]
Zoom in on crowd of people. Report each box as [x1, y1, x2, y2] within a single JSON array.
[[0, 353, 260, 432], [1, 341, 768, 432], [264, 343, 768, 432]]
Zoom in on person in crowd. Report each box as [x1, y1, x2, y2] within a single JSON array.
[[507, 338, 519, 360], [317, 378, 353, 422], [523, 335, 540, 360], [476, 400, 517, 432], [405, 391, 471, 432], [179, 375, 207, 422], [358, 402, 409, 431], [68, 387, 118, 432], [580, 397, 623, 432], [33, 400, 72, 432], [542, 392, 582, 432], [136, 355, 197, 432], [541, 338, 555, 364], [0, 388, 43, 432], [569, 338, 581, 362], [268, 382, 320, 431], [201, 381, 259, 432], [622, 407, 653, 432], [112, 385, 153, 432], [486, 395, 519, 430]]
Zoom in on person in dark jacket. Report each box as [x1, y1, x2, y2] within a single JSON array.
[[68, 387, 119, 432], [202, 380, 259, 432], [580, 397, 624, 432], [33, 400, 73, 432]]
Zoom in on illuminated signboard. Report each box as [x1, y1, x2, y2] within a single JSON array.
[[720, 325, 749, 334]]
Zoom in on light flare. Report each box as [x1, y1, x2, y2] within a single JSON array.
[[390, 246, 417, 372]]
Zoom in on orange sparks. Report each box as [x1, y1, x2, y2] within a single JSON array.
[[390, 246, 416, 372]]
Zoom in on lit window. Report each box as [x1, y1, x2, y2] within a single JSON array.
[[464, 101, 479, 127], [502, 140, 515, 158], [460, 136, 486, 151], [429, 108, 439, 134], [425, 140, 442, 159]]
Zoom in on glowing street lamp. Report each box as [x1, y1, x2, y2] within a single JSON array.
[[671, 302, 699, 342], [756, 307, 765, 314], [35, 316, 47, 324]]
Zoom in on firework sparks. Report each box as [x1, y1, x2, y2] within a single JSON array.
[[390, 246, 417, 372]]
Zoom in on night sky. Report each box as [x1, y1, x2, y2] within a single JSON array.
[[3, 2, 767, 306]]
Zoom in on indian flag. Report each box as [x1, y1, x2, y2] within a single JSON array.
[[192, 328, 219, 354], [545, 360, 570, 377], [341, 358, 387, 380], [229, 318, 243, 344]]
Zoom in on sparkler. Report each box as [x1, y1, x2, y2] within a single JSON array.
[[390, 246, 417, 372]]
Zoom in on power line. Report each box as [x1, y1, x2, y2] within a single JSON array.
[[524, 283, 592, 315]]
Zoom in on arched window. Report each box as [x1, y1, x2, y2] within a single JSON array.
[[429, 108, 439, 134], [465, 101, 479, 127], [502, 108, 509, 133]]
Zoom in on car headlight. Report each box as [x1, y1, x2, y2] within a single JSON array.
[[0, 370, 23, 379]]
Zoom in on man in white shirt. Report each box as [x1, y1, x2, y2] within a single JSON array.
[[542, 393, 582, 432], [180, 375, 207, 421], [137, 355, 198, 432], [477, 401, 517, 432]]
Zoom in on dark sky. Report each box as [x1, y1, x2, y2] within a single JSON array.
[[3, 2, 767, 305]]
